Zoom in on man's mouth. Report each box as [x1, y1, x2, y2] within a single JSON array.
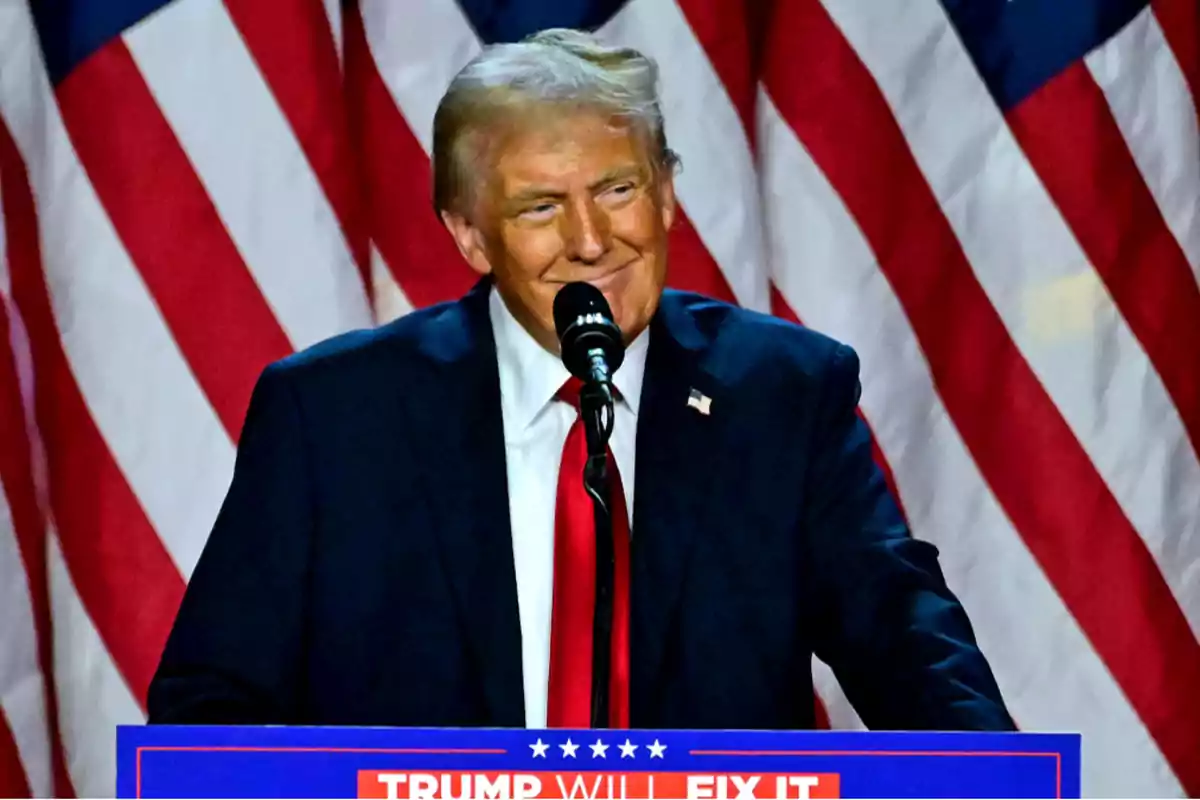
[[582, 262, 635, 292]]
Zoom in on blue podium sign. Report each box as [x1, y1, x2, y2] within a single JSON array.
[[116, 726, 1080, 799]]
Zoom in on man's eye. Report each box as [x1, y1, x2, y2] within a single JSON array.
[[601, 183, 636, 202], [520, 203, 556, 220]]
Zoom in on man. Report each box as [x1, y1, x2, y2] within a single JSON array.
[[148, 28, 1014, 732]]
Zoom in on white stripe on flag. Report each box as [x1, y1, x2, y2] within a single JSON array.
[[48, 531, 144, 798], [359, 0, 481, 154], [599, 0, 771, 312], [0, 481, 52, 798], [371, 245, 413, 324], [757, 89, 1181, 798], [820, 0, 1200, 641], [321, 0, 343, 63], [0, 8, 233, 581], [126, 0, 374, 352], [811, 657, 865, 731], [1088, 6, 1200, 280]]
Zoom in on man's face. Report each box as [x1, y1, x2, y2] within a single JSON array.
[[442, 109, 677, 353]]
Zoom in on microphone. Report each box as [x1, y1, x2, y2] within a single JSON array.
[[553, 281, 626, 410], [552, 281, 623, 729], [554, 282, 626, 454]]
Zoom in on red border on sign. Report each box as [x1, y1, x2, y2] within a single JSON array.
[[134, 745, 1063, 798]]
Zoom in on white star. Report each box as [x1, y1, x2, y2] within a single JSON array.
[[647, 739, 667, 758], [589, 739, 609, 758], [618, 739, 638, 758], [530, 738, 549, 758], [560, 738, 579, 758]]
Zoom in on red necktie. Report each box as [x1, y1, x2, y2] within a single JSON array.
[[546, 378, 631, 728]]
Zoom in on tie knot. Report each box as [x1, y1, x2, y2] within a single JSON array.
[[556, 376, 585, 408], [557, 377, 621, 409]]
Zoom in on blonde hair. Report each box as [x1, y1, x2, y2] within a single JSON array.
[[431, 28, 680, 216]]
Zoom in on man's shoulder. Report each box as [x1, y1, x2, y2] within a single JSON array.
[[259, 297, 472, 393], [662, 289, 857, 384]]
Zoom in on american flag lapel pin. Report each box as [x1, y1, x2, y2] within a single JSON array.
[[687, 387, 712, 416]]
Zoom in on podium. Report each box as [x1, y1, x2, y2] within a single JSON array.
[[116, 726, 1080, 798]]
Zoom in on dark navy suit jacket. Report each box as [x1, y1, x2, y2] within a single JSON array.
[[148, 280, 1014, 731]]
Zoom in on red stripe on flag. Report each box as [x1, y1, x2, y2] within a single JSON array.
[[0, 303, 74, 800], [0, 708, 30, 799], [0, 112, 186, 710], [223, 0, 371, 293], [666, 210, 737, 304], [763, 2, 1200, 792], [344, 5, 476, 309], [671, 0, 757, 144], [1153, 0, 1199, 123], [55, 41, 293, 441], [1007, 63, 1200, 458], [812, 694, 831, 730]]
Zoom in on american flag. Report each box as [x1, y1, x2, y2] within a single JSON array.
[[0, 0, 1197, 796]]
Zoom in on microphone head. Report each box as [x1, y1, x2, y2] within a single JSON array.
[[553, 282, 626, 381]]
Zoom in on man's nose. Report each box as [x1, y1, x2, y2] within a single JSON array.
[[562, 197, 609, 263]]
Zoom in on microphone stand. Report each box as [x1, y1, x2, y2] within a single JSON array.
[[579, 380, 616, 729]]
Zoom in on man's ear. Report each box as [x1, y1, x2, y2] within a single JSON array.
[[440, 210, 494, 276], [657, 172, 677, 231]]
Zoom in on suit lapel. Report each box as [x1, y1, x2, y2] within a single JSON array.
[[404, 279, 525, 727], [630, 294, 722, 720]]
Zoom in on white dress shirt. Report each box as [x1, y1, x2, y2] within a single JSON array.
[[488, 286, 647, 728]]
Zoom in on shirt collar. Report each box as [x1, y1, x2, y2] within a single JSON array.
[[489, 284, 648, 434]]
